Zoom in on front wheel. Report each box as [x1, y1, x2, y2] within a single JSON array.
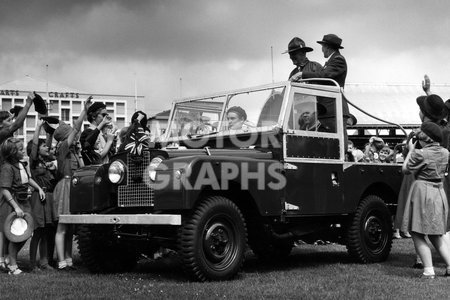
[[179, 196, 247, 281], [346, 195, 393, 263]]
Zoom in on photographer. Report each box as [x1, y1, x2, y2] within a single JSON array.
[[80, 101, 116, 165]]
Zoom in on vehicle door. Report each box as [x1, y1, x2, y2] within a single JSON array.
[[282, 85, 345, 215]]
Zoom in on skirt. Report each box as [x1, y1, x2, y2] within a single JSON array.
[[30, 191, 57, 228], [401, 180, 448, 235], [53, 177, 71, 218], [0, 195, 32, 233], [394, 173, 415, 230]]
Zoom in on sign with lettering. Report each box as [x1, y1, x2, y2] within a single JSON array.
[[49, 92, 80, 98], [0, 90, 19, 96]]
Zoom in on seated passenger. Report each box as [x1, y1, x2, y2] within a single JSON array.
[[298, 103, 330, 132], [226, 106, 254, 130], [346, 140, 364, 162], [363, 136, 385, 163]]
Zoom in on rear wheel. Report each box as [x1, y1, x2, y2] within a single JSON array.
[[179, 196, 247, 281], [77, 225, 140, 273], [346, 195, 392, 263]]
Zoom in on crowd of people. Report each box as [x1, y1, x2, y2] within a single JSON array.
[[0, 94, 152, 275]]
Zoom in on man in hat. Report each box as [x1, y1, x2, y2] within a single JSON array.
[[284, 37, 322, 81], [80, 101, 116, 165]]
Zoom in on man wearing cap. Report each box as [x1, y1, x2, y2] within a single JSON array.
[[80, 102, 115, 165], [284, 37, 322, 81]]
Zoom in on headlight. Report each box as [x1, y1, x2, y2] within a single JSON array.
[[148, 157, 163, 182], [108, 160, 126, 184]]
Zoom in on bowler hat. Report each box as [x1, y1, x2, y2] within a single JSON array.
[[317, 34, 344, 49], [41, 116, 60, 134], [9, 105, 23, 118], [420, 121, 442, 143], [283, 37, 313, 54], [416, 94, 447, 121], [4, 212, 34, 243], [33, 92, 48, 115], [87, 102, 106, 116]]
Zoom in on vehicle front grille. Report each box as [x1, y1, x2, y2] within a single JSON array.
[[118, 151, 154, 207]]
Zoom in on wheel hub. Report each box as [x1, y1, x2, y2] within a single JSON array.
[[364, 215, 383, 246], [204, 222, 232, 263]]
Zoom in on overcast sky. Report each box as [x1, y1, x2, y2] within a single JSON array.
[[1, 0, 449, 115]]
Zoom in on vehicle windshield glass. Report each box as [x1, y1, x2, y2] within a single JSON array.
[[166, 86, 286, 139]]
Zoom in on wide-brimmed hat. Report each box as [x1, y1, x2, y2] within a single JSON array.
[[33, 92, 48, 115], [4, 212, 34, 243], [87, 102, 106, 116], [41, 116, 60, 135], [317, 34, 344, 49], [53, 122, 73, 142], [9, 105, 23, 118], [420, 121, 443, 143], [347, 113, 358, 126], [416, 94, 447, 121], [283, 37, 313, 54]]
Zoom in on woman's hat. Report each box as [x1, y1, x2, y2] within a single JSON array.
[[33, 92, 48, 115], [9, 105, 23, 118], [53, 122, 73, 141], [87, 102, 106, 116], [4, 212, 34, 243], [317, 34, 344, 49], [420, 121, 442, 143], [283, 37, 313, 54], [416, 94, 447, 121], [41, 116, 60, 134]]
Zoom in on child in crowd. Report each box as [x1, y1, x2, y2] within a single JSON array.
[[0, 137, 45, 275], [346, 140, 364, 162], [363, 136, 385, 162], [53, 96, 92, 271], [401, 122, 450, 278], [27, 119, 58, 272], [378, 145, 394, 163]]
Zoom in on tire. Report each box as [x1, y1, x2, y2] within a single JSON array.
[[346, 195, 393, 263], [77, 225, 139, 273], [179, 196, 247, 281]]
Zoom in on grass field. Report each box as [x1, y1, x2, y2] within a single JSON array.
[[0, 238, 449, 299]]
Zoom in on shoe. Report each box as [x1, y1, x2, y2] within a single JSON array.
[[40, 264, 55, 271], [57, 266, 70, 271], [30, 266, 42, 273], [412, 262, 424, 269], [393, 232, 402, 239], [0, 262, 8, 273], [8, 268, 23, 275], [403, 232, 412, 238], [444, 270, 450, 277], [419, 273, 435, 279]]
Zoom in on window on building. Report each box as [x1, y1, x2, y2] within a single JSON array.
[[61, 101, 70, 106], [26, 130, 34, 142], [50, 100, 59, 112], [16, 127, 24, 136], [106, 102, 114, 108], [26, 116, 36, 128], [72, 101, 82, 113], [14, 99, 23, 105], [61, 108, 70, 122], [2, 98, 12, 111], [116, 102, 125, 115], [116, 117, 125, 129]]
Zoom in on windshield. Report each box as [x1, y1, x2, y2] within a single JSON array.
[[165, 86, 286, 140]]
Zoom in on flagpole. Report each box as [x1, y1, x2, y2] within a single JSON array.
[[271, 46, 274, 83], [134, 72, 137, 112]]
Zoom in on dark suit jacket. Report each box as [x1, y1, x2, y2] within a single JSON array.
[[288, 59, 322, 80], [302, 51, 349, 118]]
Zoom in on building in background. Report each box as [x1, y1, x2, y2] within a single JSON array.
[[147, 109, 170, 138], [0, 75, 144, 145]]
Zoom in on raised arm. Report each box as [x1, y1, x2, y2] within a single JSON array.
[[67, 96, 92, 146], [29, 119, 44, 161], [8, 92, 34, 133]]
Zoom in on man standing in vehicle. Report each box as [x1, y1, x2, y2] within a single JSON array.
[[284, 37, 322, 81]]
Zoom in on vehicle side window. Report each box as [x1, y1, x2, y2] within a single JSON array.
[[288, 93, 337, 133]]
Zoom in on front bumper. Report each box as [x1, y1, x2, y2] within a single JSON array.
[[59, 214, 182, 225]]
